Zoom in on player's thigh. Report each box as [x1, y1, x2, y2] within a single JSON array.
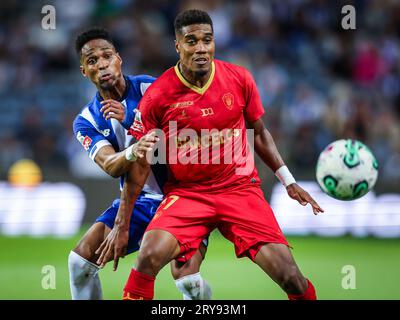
[[137, 229, 182, 268], [146, 193, 215, 264], [72, 222, 111, 263], [217, 186, 289, 260]]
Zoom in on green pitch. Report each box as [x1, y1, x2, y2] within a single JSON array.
[[0, 229, 399, 299]]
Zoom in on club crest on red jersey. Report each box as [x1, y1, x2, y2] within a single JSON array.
[[177, 109, 190, 120], [222, 93, 234, 110]]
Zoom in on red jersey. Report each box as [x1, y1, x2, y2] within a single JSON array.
[[130, 59, 265, 194]]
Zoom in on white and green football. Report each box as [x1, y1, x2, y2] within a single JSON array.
[[316, 139, 379, 200]]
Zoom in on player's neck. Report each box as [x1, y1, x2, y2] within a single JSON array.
[[178, 62, 212, 88], [99, 76, 126, 101]]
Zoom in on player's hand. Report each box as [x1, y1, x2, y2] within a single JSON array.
[[131, 132, 159, 159], [100, 99, 126, 122], [286, 183, 324, 215], [95, 226, 129, 271]]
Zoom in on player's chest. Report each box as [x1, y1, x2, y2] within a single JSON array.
[[162, 90, 245, 131]]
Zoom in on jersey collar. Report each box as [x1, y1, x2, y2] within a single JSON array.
[[174, 61, 215, 95]]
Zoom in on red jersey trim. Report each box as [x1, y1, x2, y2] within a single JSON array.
[[174, 61, 215, 95]]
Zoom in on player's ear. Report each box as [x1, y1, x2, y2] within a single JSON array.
[[116, 52, 122, 65], [175, 40, 180, 54], [80, 65, 87, 77]]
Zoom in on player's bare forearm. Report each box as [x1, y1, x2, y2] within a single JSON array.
[[95, 145, 133, 178], [115, 157, 151, 230], [248, 119, 324, 215], [95, 157, 151, 269], [248, 118, 285, 172], [95, 133, 158, 178]]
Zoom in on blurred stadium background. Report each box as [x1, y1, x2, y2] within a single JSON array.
[[0, 0, 399, 299]]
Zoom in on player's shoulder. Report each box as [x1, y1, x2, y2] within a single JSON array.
[[72, 99, 97, 133], [215, 59, 249, 81], [139, 67, 175, 98], [126, 74, 156, 84], [125, 74, 156, 97]]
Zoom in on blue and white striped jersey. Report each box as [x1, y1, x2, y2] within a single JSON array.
[[73, 75, 166, 199]]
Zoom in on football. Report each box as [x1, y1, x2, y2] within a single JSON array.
[[316, 139, 379, 200]]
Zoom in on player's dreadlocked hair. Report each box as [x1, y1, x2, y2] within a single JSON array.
[[174, 9, 214, 35], [75, 27, 115, 57]]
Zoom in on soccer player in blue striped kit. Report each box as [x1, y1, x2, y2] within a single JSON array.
[[68, 27, 211, 300]]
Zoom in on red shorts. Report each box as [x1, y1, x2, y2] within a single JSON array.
[[146, 185, 289, 262]]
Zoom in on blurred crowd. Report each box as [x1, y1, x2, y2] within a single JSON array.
[[0, 0, 399, 186]]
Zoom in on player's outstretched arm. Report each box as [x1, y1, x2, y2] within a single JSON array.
[[248, 118, 324, 215], [95, 133, 158, 270]]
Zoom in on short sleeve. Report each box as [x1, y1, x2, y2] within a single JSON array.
[[243, 68, 265, 122], [128, 91, 159, 140], [131, 74, 156, 98], [73, 116, 111, 161]]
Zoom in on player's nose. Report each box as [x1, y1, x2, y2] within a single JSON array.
[[98, 57, 109, 70], [195, 41, 207, 53]]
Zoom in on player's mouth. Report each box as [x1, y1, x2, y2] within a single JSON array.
[[193, 57, 209, 66], [99, 73, 112, 82]]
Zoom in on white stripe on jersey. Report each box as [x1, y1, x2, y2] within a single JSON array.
[[80, 107, 111, 161], [90, 140, 112, 161], [140, 82, 152, 96], [142, 193, 163, 201], [110, 100, 132, 151], [142, 170, 163, 197], [110, 118, 125, 151], [81, 107, 101, 132], [121, 100, 134, 148], [124, 129, 134, 149]]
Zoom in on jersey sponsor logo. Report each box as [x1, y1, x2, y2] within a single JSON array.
[[131, 109, 144, 133], [201, 108, 214, 117], [175, 128, 241, 149], [82, 136, 92, 150], [169, 101, 194, 109], [222, 93, 234, 110], [76, 131, 92, 150], [100, 129, 110, 137]]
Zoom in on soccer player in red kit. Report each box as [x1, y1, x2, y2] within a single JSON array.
[[97, 9, 324, 300]]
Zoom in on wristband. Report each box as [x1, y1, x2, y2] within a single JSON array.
[[275, 165, 296, 187], [125, 144, 138, 162]]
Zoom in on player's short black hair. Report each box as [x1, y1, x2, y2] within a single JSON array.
[[75, 27, 115, 57], [174, 9, 213, 35]]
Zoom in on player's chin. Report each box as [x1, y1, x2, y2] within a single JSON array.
[[193, 66, 210, 77], [99, 78, 115, 90]]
